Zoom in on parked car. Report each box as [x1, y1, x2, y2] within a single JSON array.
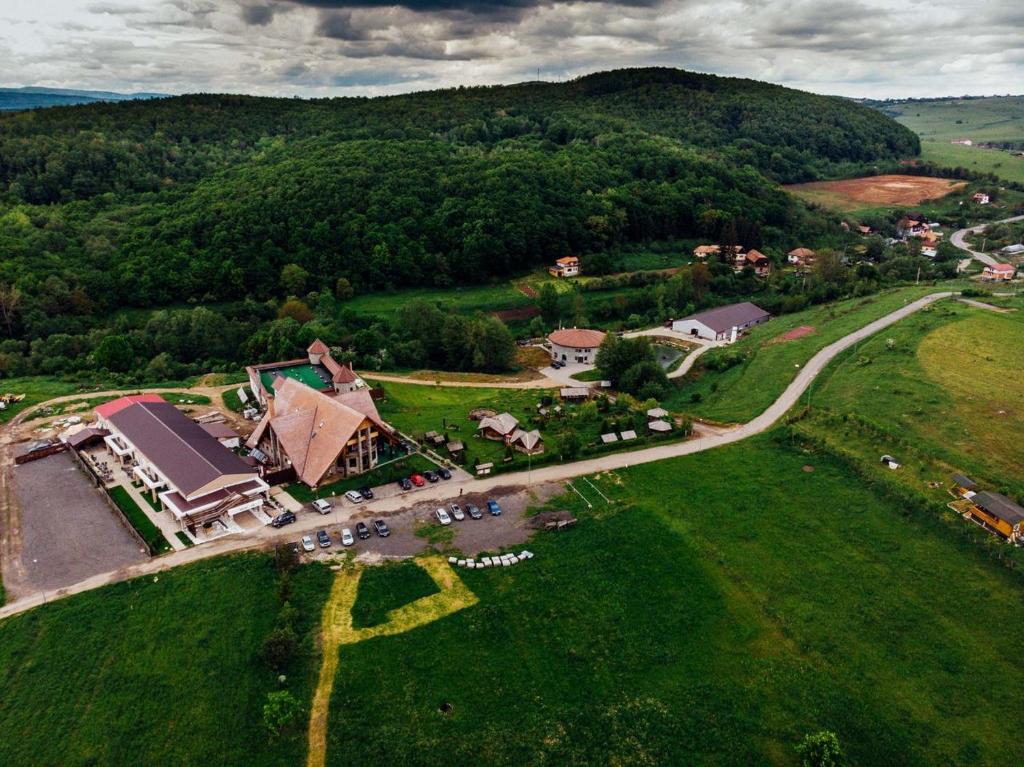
[[341, 528, 354, 546], [344, 490, 363, 504], [271, 511, 297, 528], [398, 477, 413, 491], [301, 535, 315, 552], [435, 507, 452, 525], [373, 519, 390, 537], [449, 503, 465, 521], [410, 474, 426, 487], [312, 499, 333, 514], [487, 499, 502, 516], [358, 486, 374, 500], [467, 504, 482, 520], [438, 467, 452, 480], [355, 521, 371, 540], [316, 530, 331, 548], [424, 470, 439, 483]]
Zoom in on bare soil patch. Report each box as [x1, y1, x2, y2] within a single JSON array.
[[770, 325, 817, 344], [493, 306, 539, 321], [785, 174, 966, 209]]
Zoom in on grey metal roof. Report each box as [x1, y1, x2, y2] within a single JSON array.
[[951, 474, 976, 489], [972, 491, 1024, 525], [685, 302, 769, 334], [108, 401, 253, 497]]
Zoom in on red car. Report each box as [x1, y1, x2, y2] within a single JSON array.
[[410, 473, 426, 487]]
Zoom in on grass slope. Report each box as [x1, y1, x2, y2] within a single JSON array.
[[326, 436, 1024, 766], [0, 555, 333, 767], [805, 296, 1024, 494], [667, 286, 942, 422]]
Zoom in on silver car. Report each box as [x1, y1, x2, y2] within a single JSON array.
[[341, 528, 354, 546], [449, 503, 465, 521], [300, 535, 315, 552]]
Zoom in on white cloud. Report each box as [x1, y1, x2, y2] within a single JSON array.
[[0, 0, 1020, 98]]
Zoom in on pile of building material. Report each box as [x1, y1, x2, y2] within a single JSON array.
[[448, 551, 534, 569]]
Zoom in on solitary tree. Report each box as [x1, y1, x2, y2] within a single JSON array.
[[262, 690, 303, 740], [796, 730, 843, 767]]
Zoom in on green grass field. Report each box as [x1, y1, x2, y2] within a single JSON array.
[[344, 283, 531, 318], [882, 96, 1024, 184], [802, 296, 1024, 495], [350, 560, 440, 629], [323, 435, 1024, 766], [0, 554, 333, 766], [3, 433, 1023, 765], [666, 286, 943, 422]]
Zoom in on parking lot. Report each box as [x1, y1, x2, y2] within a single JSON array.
[[293, 482, 563, 561], [12, 451, 148, 593]]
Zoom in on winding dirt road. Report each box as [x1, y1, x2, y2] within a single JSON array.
[[950, 214, 1024, 267], [0, 291, 956, 621]]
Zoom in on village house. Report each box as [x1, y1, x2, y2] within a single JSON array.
[[476, 412, 544, 454], [549, 256, 581, 277], [734, 249, 771, 277], [693, 244, 744, 261], [787, 247, 816, 267], [896, 217, 931, 239], [966, 491, 1024, 544], [857, 224, 875, 235], [972, 192, 990, 205], [246, 339, 364, 408], [982, 263, 1015, 281], [671, 301, 770, 342], [245, 377, 398, 488], [96, 395, 270, 536], [548, 327, 606, 365]]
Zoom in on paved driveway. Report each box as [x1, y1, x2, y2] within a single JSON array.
[[12, 451, 148, 593]]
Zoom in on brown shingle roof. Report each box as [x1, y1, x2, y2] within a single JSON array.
[[108, 401, 254, 497], [307, 338, 330, 355], [548, 328, 606, 348]]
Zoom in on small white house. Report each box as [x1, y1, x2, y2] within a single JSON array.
[[672, 302, 770, 342]]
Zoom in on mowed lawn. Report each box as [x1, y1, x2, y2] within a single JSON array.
[[326, 436, 1024, 767], [666, 286, 944, 422], [806, 297, 1024, 493], [0, 555, 333, 767], [919, 141, 1024, 185], [343, 283, 531, 319]]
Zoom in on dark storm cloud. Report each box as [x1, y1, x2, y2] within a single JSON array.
[[288, 0, 659, 13], [317, 10, 370, 40], [241, 3, 277, 25]]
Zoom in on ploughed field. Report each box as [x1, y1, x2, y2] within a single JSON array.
[[784, 174, 966, 211]]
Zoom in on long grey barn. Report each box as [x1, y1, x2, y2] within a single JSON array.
[[671, 302, 770, 342]]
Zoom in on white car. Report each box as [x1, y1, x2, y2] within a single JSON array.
[[449, 503, 465, 521], [300, 535, 315, 552], [312, 499, 333, 514], [344, 490, 363, 504], [341, 528, 354, 546], [435, 507, 452, 525]]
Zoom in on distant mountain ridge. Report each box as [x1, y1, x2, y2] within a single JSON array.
[[0, 87, 167, 111]]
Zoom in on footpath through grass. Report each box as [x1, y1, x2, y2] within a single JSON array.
[[326, 435, 1024, 767], [350, 560, 441, 629], [666, 286, 945, 422]]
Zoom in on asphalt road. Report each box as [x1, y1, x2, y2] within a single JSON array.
[[0, 291, 955, 621], [950, 214, 1024, 267]]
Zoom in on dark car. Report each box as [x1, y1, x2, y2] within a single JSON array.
[[424, 470, 439, 483], [467, 504, 483, 520], [355, 521, 371, 540], [437, 467, 452, 480], [373, 519, 391, 537], [487, 499, 502, 516], [271, 511, 297, 528], [358, 486, 374, 500], [397, 477, 413, 491], [316, 530, 331, 548]]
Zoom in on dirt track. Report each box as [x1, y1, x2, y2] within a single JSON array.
[[785, 174, 966, 206]]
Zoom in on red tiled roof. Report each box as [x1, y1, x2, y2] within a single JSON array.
[[96, 394, 164, 419], [548, 328, 607, 348], [988, 263, 1015, 272], [307, 338, 330, 355], [332, 363, 358, 383]]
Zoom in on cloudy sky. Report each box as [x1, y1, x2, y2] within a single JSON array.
[[2, 0, 1021, 99]]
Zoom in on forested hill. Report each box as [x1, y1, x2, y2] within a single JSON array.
[[0, 67, 917, 316]]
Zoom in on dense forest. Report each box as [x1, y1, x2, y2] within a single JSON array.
[[0, 67, 922, 380]]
